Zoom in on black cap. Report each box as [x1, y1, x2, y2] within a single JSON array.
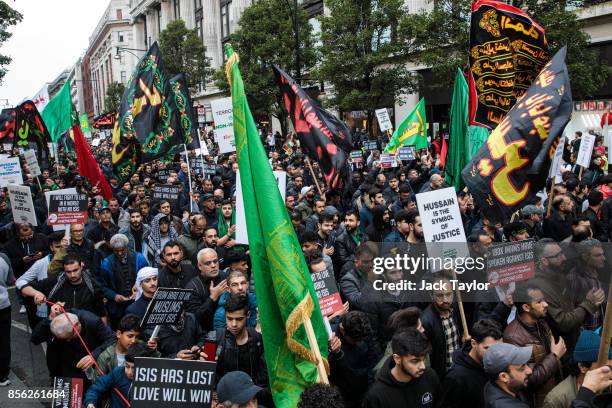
[[202, 193, 214, 201], [216, 371, 262, 405]]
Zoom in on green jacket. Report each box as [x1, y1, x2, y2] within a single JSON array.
[[177, 232, 205, 263], [543, 374, 577, 408]]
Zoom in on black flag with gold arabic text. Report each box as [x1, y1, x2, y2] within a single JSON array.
[[462, 47, 571, 223], [14, 101, 52, 168]]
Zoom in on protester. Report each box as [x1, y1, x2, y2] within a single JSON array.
[[483, 343, 534, 407]]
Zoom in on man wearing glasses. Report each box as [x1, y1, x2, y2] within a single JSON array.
[[531, 239, 604, 352], [185, 248, 228, 331]]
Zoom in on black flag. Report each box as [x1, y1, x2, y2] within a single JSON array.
[[14, 101, 52, 168], [462, 47, 572, 223], [273, 65, 353, 188]]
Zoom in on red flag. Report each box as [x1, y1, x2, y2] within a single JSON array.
[[73, 124, 112, 200], [440, 136, 448, 168]]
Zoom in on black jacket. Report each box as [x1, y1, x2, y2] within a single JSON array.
[[483, 381, 530, 408], [421, 303, 463, 381], [333, 228, 366, 275], [364, 357, 440, 408], [185, 274, 222, 331], [441, 344, 487, 408], [31, 309, 115, 379], [543, 211, 574, 242], [5, 233, 49, 278], [157, 263, 198, 289], [157, 312, 206, 358], [67, 239, 95, 270]]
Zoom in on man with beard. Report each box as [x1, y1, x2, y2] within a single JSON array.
[[364, 328, 440, 408], [530, 239, 604, 353], [87, 206, 119, 248], [334, 210, 367, 272], [107, 197, 129, 230], [304, 196, 327, 233], [146, 213, 178, 267], [567, 239, 608, 331], [157, 241, 198, 289], [216, 199, 236, 248], [202, 226, 227, 265], [421, 276, 464, 381], [126, 267, 158, 318], [316, 212, 336, 258], [120, 209, 150, 257], [22, 254, 107, 320], [340, 242, 378, 310], [543, 195, 575, 241], [503, 285, 566, 408], [185, 248, 228, 330], [483, 343, 533, 407], [295, 186, 316, 220], [384, 210, 414, 243], [213, 270, 257, 329], [442, 319, 502, 408], [177, 213, 206, 263]]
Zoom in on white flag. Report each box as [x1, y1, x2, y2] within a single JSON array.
[[31, 84, 50, 112]]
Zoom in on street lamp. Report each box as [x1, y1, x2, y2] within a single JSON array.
[[114, 46, 147, 60]]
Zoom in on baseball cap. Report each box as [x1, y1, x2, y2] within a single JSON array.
[[98, 205, 111, 213], [216, 371, 262, 405], [522, 205, 544, 216], [483, 343, 532, 376], [300, 186, 313, 196], [202, 193, 214, 201]]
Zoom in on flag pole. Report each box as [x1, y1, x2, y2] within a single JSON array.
[[305, 157, 323, 196], [451, 269, 469, 340], [183, 144, 194, 212], [546, 179, 555, 217], [303, 316, 329, 384]]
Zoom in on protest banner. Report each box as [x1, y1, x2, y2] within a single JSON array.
[[24, 149, 41, 177], [191, 156, 203, 174], [349, 150, 363, 163], [202, 163, 216, 179], [416, 187, 470, 269], [51, 377, 83, 408], [8, 184, 37, 226], [45, 188, 78, 231], [398, 146, 415, 162], [235, 170, 286, 244], [375, 108, 393, 132], [549, 136, 565, 183], [210, 97, 235, 154], [48, 193, 88, 226], [132, 358, 216, 408], [310, 268, 343, 316], [576, 133, 596, 168], [157, 169, 170, 183], [486, 239, 535, 287], [0, 156, 23, 187], [152, 184, 181, 205], [140, 287, 193, 327], [380, 154, 396, 169], [364, 140, 378, 151], [91, 138, 101, 147]]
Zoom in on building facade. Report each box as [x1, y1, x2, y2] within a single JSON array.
[[83, 0, 136, 117]]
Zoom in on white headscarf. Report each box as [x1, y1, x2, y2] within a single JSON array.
[[134, 267, 158, 300]]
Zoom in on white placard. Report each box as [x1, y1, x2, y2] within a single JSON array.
[[549, 136, 565, 183], [8, 184, 37, 226], [576, 133, 596, 168], [23, 149, 41, 177], [375, 108, 393, 132], [45, 188, 77, 231], [91, 138, 101, 147], [0, 157, 23, 187], [210, 98, 235, 154], [416, 187, 469, 271], [235, 170, 286, 245]]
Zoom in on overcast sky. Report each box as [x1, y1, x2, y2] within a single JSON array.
[[0, 0, 111, 107]]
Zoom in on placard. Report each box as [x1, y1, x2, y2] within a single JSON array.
[[549, 136, 565, 183], [310, 268, 343, 316], [45, 188, 77, 231], [140, 288, 193, 327], [0, 156, 23, 187], [380, 154, 394, 169], [23, 149, 41, 177], [132, 358, 216, 408], [375, 108, 393, 132], [350, 150, 363, 163], [210, 97, 235, 154], [364, 140, 378, 151], [52, 377, 83, 408], [576, 133, 596, 168], [91, 138, 101, 147], [157, 169, 170, 183], [416, 187, 469, 270], [8, 184, 37, 226], [202, 163, 216, 179], [48, 194, 88, 225], [486, 239, 535, 286], [398, 146, 415, 161], [152, 184, 180, 205], [235, 170, 286, 244]]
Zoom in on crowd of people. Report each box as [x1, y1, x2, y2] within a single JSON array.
[[1, 125, 612, 408]]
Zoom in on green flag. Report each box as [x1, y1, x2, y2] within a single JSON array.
[[79, 114, 91, 135], [41, 81, 73, 142], [384, 97, 427, 154], [225, 43, 329, 408], [445, 69, 470, 191]]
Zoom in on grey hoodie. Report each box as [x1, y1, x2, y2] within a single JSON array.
[[0, 252, 14, 309]]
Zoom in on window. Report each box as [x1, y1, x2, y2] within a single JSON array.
[[220, 0, 231, 40], [121, 71, 127, 84], [118, 31, 124, 42], [143, 17, 148, 48], [174, 0, 181, 19], [116, 9, 123, 20], [195, 0, 203, 39]]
